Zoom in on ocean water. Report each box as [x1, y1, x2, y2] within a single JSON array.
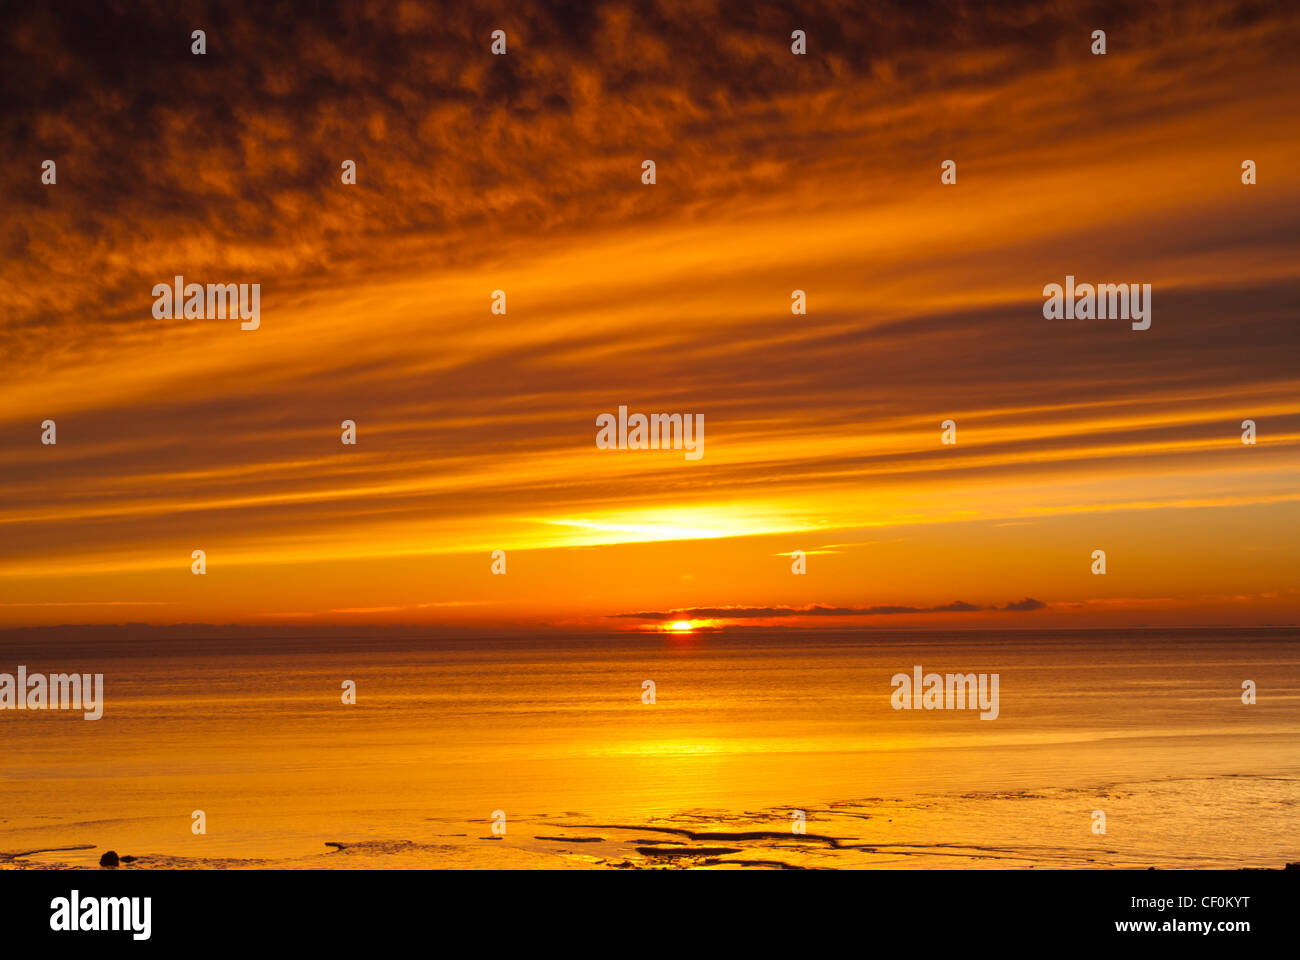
[[1, 628, 1296, 869]]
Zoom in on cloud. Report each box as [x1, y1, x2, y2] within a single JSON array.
[[611, 598, 1047, 620], [1, 1, 1297, 625], [1001, 597, 1046, 611]]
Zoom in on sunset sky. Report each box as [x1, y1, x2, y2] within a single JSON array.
[[2, 0, 1297, 630]]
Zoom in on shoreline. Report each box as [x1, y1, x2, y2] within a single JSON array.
[[5, 772, 1296, 871]]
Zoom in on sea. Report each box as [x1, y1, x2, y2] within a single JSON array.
[[1, 628, 1296, 869]]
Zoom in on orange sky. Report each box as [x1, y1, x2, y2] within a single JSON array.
[[2, 0, 1298, 630]]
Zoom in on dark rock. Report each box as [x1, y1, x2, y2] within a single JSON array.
[[99, 850, 119, 867], [120, 855, 137, 863], [636, 845, 743, 857], [1286, 862, 1300, 870]]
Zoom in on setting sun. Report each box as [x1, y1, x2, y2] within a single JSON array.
[[669, 621, 695, 632]]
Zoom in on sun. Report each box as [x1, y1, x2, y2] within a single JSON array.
[[669, 621, 695, 632]]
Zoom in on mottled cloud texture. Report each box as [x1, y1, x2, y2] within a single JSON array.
[[1, 1, 1297, 627]]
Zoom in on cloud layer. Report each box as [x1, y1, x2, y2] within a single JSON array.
[[2, 1, 1298, 626]]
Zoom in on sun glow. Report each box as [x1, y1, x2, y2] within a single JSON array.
[[669, 621, 695, 632]]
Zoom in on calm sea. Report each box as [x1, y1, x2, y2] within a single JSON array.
[[2, 628, 1296, 869]]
